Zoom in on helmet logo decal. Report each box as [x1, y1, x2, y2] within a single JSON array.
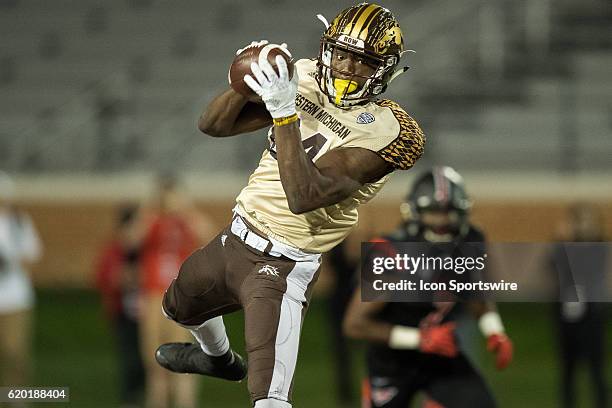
[[327, 16, 341, 37], [375, 24, 403, 54]]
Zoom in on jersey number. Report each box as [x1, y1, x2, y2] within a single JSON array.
[[269, 132, 328, 161]]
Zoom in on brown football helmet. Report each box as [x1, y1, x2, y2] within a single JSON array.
[[316, 3, 408, 107]]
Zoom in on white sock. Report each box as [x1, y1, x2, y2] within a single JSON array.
[[188, 316, 230, 357], [254, 398, 292, 408]]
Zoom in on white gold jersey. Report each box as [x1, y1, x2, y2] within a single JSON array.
[[236, 59, 425, 253]]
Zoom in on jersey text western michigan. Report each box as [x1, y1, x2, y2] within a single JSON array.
[[236, 59, 425, 253]]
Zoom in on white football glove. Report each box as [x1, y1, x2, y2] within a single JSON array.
[[236, 40, 269, 55], [243, 55, 298, 119]]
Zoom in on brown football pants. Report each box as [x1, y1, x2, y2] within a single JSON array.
[[162, 218, 321, 404]]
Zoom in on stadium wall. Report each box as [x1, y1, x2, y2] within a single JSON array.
[[11, 173, 612, 287], [14, 208, 612, 287]]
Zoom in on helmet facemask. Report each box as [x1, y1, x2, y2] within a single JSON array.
[[317, 37, 398, 107], [401, 166, 472, 242]]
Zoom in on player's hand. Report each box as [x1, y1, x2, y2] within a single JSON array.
[[486, 333, 513, 370], [419, 322, 458, 358], [236, 40, 268, 55], [243, 56, 298, 119]]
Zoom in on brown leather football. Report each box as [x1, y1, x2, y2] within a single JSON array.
[[228, 43, 294, 100]]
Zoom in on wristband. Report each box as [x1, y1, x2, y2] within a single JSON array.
[[273, 113, 299, 127], [389, 325, 420, 349], [479, 311, 505, 337]]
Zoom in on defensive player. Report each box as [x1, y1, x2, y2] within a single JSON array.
[[343, 166, 513, 408], [155, 4, 425, 407]]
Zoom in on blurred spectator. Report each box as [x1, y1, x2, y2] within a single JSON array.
[[134, 174, 216, 408], [551, 203, 609, 408], [95, 205, 144, 408], [0, 173, 42, 391]]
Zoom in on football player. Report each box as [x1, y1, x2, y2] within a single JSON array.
[[155, 4, 425, 407], [343, 167, 513, 408]]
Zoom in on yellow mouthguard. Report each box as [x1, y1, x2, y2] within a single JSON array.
[[333, 78, 358, 105]]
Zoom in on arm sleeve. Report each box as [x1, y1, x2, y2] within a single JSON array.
[[374, 100, 426, 170], [341, 99, 426, 170]]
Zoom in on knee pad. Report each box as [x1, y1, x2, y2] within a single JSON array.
[[254, 398, 292, 408]]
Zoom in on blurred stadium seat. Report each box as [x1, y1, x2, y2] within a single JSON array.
[[0, 0, 610, 173]]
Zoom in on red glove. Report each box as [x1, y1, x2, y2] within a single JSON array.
[[487, 333, 513, 370], [422, 398, 445, 408], [419, 323, 458, 358]]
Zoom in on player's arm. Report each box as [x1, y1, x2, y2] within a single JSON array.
[[245, 55, 422, 213], [275, 101, 425, 213], [343, 288, 458, 357], [274, 127, 392, 213], [197, 88, 272, 137], [342, 289, 394, 343], [468, 300, 513, 370], [244, 55, 392, 213], [198, 40, 274, 137]]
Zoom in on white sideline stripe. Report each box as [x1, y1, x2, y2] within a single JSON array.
[[267, 260, 319, 401]]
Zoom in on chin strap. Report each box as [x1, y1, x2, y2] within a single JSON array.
[[316, 14, 330, 29]]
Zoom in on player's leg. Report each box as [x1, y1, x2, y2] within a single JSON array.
[[241, 256, 320, 407], [363, 375, 418, 408], [157, 228, 246, 380], [0, 309, 32, 387], [558, 320, 578, 408], [115, 312, 145, 405], [162, 229, 240, 326], [140, 293, 171, 408], [585, 311, 608, 408], [424, 355, 496, 408]]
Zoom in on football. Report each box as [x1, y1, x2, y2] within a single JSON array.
[[228, 43, 294, 101]]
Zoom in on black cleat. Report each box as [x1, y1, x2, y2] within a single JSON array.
[[155, 342, 247, 382]]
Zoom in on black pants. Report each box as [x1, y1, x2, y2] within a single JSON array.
[[327, 241, 358, 405], [557, 304, 609, 408], [114, 312, 145, 405], [366, 354, 496, 408]]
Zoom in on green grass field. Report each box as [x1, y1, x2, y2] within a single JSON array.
[[30, 290, 610, 407]]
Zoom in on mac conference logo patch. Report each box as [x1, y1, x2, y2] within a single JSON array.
[[357, 112, 375, 124]]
